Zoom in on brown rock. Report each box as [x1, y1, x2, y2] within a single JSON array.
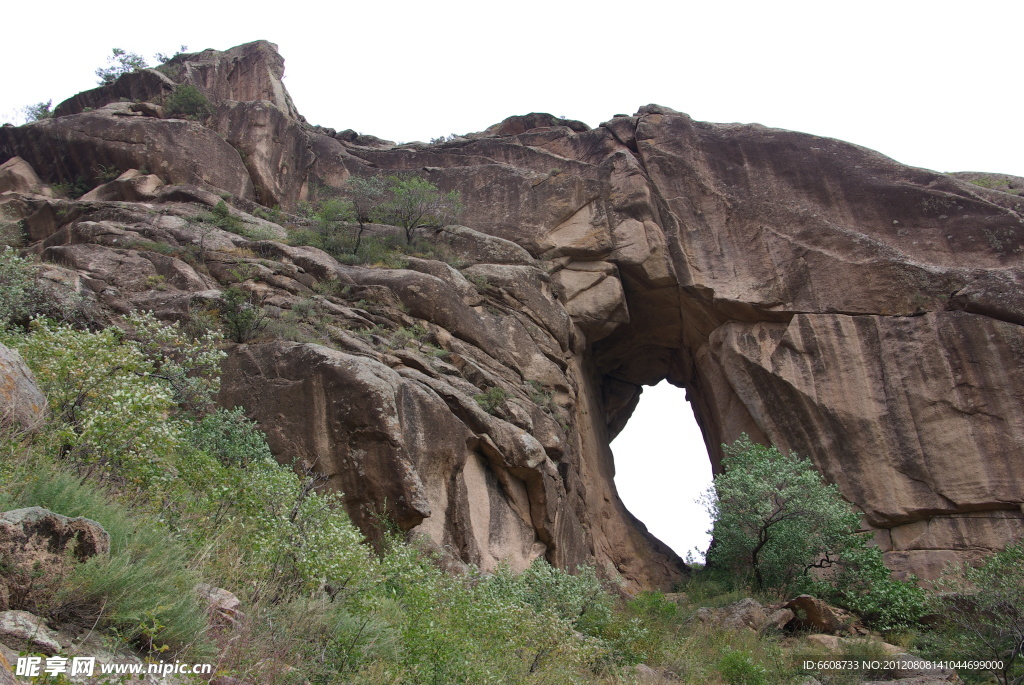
[[784, 595, 846, 633], [13, 40, 1024, 589], [0, 108, 254, 200], [52, 68, 177, 118], [79, 169, 165, 202], [694, 599, 792, 633], [196, 583, 243, 626], [0, 157, 51, 196]]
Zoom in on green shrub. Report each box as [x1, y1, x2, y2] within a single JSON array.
[[704, 435, 861, 590], [164, 84, 213, 120], [220, 286, 269, 343], [21, 100, 52, 122], [6, 319, 183, 486], [373, 175, 463, 243], [474, 386, 509, 415], [717, 647, 769, 685], [928, 541, 1024, 685], [185, 408, 273, 467], [0, 248, 36, 326], [803, 540, 927, 632]]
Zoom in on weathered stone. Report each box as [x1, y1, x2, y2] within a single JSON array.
[[196, 583, 243, 627], [0, 157, 51, 196], [695, 598, 768, 632], [784, 595, 846, 633], [0, 109, 254, 200], [0, 610, 62, 654], [11, 40, 1024, 589], [53, 69, 177, 118], [79, 169, 165, 202], [0, 345, 46, 434]]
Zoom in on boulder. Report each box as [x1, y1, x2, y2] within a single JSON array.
[[0, 610, 62, 654], [784, 595, 848, 633], [0, 109, 254, 201], [0, 508, 110, 611], [0, 344, 46, 434], [0, 157, 51, 196], [695, 598, 792, 633]]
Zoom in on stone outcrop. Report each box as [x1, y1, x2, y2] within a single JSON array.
[[0, 508, 109, 613], [0, 344, 47, 434], [2, 41, 1022, 587]]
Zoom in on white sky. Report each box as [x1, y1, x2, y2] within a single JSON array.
[[3, 0, 1021, 560]]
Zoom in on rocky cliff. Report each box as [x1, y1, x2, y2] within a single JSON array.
[[2, 40, 1021, 588]]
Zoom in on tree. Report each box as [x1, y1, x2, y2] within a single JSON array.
[[95, 48, 148, 85], [21, 100, 52, 122], [932, 541, 1024, 685], [704, 435, 861, 590], [345, 176, 386, 254], [374, 175, 462, 243], [220, 286, 269, 343]]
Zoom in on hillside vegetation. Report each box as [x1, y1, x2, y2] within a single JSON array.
[[2, 248, 1021, 685]]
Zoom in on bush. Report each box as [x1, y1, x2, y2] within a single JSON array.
[[373, 175, 463, 243], [474, 386, 509, 415], [0, 248, 36, 326], [220, 286, 269, 343], [21, 100, 52, 122], [929, 541, 1024, 685], [5, 319, 183, 487], [95, 47, 148, 85], [804, 540, 927, 632], [704, 435, 861, 590], [164, 84, 213, 120]]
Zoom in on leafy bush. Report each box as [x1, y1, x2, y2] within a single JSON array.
[[474, 386, 509, 415], [220, 285, 269, 343], [373, 175, 463, 243], [95, 47, 148, 85], [0, 248, 36, 326], [717, 647, 769, 685], [164, 84, 213, 120], [928, 541, 1024, 685], [704, 435, 861, 590], [6, 319, 183, 486], [803, 540, 927, 632], [185, 407, 273, 467]]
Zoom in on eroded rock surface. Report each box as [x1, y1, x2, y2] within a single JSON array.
[[2, 41, 1022, 586]]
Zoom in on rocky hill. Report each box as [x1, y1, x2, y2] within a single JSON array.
[[2, 40, 1022, 590]]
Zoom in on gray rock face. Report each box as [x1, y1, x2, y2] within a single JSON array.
[[0, 344, 46, 434], [2, 40, 1023, 587]]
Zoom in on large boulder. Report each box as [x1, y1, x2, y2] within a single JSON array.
[[0, 344, 46, 434], [0, 107, 254, 200], [0, 508, 109, 612]]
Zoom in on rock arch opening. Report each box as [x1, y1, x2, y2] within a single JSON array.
[[611, 381, 712, 561]]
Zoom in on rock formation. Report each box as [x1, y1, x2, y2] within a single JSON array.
[[2, 41, 1022, 587]]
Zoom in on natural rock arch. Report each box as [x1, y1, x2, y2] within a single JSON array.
[[3, 42, 1022, 590]]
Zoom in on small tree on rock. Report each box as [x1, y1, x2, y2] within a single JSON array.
[[96, 48, 148, 85], [345, 176, 387, 254], [375, 175, 462, 243]]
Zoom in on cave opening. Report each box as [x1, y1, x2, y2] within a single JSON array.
[[610, 381, 713, 562]]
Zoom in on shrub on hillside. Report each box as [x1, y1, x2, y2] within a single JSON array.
[[165, 84, 213, 120]]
